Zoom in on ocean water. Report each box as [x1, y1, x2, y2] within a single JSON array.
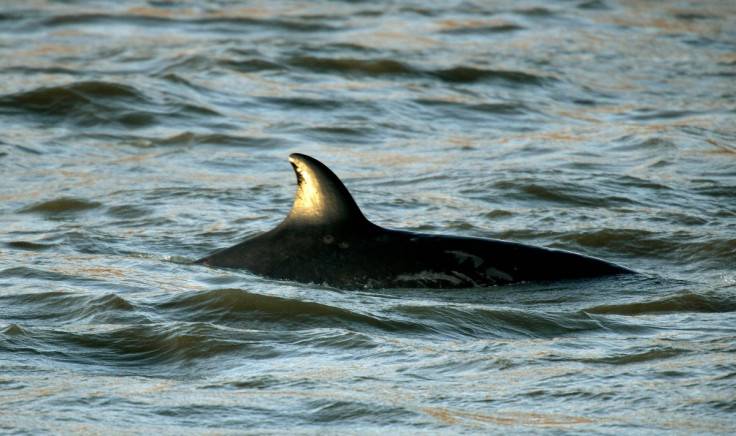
[[1, 0, 735, 434]]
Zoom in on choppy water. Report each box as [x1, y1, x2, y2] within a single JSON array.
[[1, 0, 735, 434]]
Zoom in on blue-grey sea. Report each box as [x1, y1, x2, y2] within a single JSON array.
[[1, 0, 735, 434]]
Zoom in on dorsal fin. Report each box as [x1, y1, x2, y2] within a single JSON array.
[[285, 153, 369, 227]]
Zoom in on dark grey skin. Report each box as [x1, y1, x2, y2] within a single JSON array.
[[196, 153, 635, 289]]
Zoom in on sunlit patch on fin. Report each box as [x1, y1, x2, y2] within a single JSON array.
[[286, 153, 369, 228]]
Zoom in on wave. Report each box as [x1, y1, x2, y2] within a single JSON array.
[[491, 177, 637, 208], [0, 289, 148, 325], [0, 81, 219, 128], [2, 280, 731, 375], [289, 56, 415, 76], [287, 55, 551, 85], [155, 288, 408, 332], [440, 24, 525, 35], [390, 303, 651, 339], [1, 266, 86, 283], [430, 66, 548, 85], [412, 98, 531, 124], [585, 290, 736, 315], [155, 54, 285, 77], [35, 12, 338, 34], [4, 241, 56, 251], [0, 320, 399, 378], [0, 81, 148, 124], [18, 197, 102, 216], [0, 322, 263, 372]]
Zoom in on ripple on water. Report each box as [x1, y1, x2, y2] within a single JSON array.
[[0, 81, 221, 128], [154, 288, 410, 333], [286, 55, 553, 86], [0, 288, 145, 324], [18, 197, 102, 216], [585, 289, 736, 315]]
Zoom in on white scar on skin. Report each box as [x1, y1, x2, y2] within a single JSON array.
[[446, 250, 484, 268], [485, 267, 513, 282], [396, 271, 464, 286]]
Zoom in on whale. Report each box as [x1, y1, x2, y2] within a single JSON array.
[[196, 153, 635, 288]]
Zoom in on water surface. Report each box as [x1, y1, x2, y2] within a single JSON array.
[[1, 0, 735, 434]]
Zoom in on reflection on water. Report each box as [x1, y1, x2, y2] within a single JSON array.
[[1, 0, 735, 434]]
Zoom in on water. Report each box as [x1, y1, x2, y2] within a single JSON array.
[[1, 0, 735, 434]]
